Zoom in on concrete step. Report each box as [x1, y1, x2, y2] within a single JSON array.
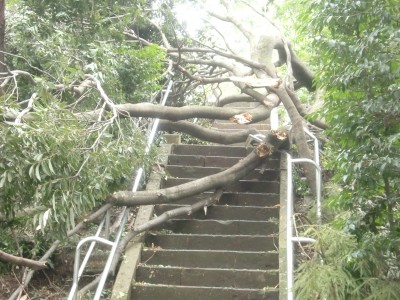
[[136, 265, 279, 289], [174, 192, 280, 207], [140, 249, 278, 270], [165, 165, 279, 180], [161, 178, 280, 194], [155, 219, 278, 235], [145, 233, 278, 251], [171, 144, 249, 157], [154, 204, 279, 221], [132, 284, 279, 300], [167, 154, 280, 168]]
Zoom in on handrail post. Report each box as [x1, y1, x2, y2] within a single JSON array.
[[92, 79, 174, 300], [67, 80, 174, 300], [286, 127, 322, 300], [286, 153, 294, 300]]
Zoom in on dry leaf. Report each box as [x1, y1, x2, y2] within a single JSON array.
[[272, 130, 288, 140], [229, 112, 253, 124], [256, 143, 273, 157]]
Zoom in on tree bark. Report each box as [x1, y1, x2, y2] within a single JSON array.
[[275, 86, 318, 195], [77, 102, 271, 123], [0, 250, 47, 270], [111, 148, 267, 206], [159, 120, 259, 145], [111, 131, 287, 206]]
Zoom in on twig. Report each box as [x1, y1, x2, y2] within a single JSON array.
[[0, 251, 47, 270], [14, 93, 36, 123], [8, 204, 112, 300]]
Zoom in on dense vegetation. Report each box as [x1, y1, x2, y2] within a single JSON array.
[[1, 0, 165, 258], [281, 0, 400, 298]]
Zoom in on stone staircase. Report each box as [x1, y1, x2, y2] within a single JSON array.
[[112, 102, 284, 300]]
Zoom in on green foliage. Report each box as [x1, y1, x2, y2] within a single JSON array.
[[282, 0, 400, 298], [295, 226, 400, 299], [303, 0, 400, 232], [6, 0, 166, 104], [115, 44, 165, 102], [0, 97, 148, 238], [0, 0, 165, 258]]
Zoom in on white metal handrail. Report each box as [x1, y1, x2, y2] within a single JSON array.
[[68, 80, 174, 300], [286, 127, 322, 300]]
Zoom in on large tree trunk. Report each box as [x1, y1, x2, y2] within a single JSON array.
[[275, 86, 318, 195]]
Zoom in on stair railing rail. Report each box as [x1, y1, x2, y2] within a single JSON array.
[[67, 80, 174, 300], [286, 127, 322, 300]]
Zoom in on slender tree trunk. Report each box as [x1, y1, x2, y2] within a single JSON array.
[[0, 0, 5, 73]]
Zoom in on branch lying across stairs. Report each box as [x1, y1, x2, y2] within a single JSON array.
[[0, 250, 47, 270], [110, 131, 288, 206], [134, 189, 224, 232], [110, 150, 261, 206], [158, 120, 259, 145]]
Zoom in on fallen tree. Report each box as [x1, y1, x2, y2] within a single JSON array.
[[110, 130, 287, 206]]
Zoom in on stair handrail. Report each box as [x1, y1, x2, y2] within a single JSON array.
[[67, 80, 174, 300], [286, 126, 322, 300]]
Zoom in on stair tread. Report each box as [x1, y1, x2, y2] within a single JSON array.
[[147, 233, 277, 237], [161, 178, 280, 193], [137, 265, 279, 272], [158, 218, 278, 235], [155, 204, 279, 221], [136, 265, 278, 289], [129, 132, 282, 299], [168, 154, 280, 168], [140, 248, 279, 270], [132, 284, 279, 300], [142, 248, 277, 253], [165, 165, 279, 181], [174, 192, 280, 206], [145, 234, 278, 251]]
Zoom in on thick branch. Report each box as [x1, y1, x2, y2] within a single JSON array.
[[0, 250, 47, 270], [217, 94, 255, 107], [275, 43, 315, 92], [158, 120, 260, 144], [285, 87, 328, 129], [77, 103, 271, 123], [274, 86, 317, 195], [168, 47, 267, 71], [134, 189, 224, 232], [110, 149, 265, 206]]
